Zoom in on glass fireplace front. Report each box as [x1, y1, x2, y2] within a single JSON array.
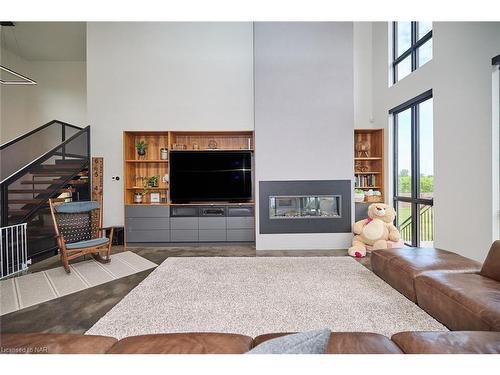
[[269, 195, 341, 219]]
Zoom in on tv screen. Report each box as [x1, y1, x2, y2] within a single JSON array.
[[170, 151, 252, 202]]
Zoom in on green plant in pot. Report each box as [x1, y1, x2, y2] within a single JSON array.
[[136, 140, 147, 157], [147, 175, 159, 188]]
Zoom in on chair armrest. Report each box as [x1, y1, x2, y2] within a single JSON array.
[[99, 227, 115, 243]]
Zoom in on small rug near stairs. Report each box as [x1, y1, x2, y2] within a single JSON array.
[[0, 251, 157, 316]]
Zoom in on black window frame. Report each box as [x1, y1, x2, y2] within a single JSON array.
[[390, 89, 433, 247], [392, 22, 433, 84]]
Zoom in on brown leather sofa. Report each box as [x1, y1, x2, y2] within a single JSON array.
[[372, 241, 500, 331], [2, 331, 500, 354]]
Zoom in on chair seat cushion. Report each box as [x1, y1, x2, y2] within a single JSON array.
[[415, 273, 500, 331], [371, 247, 481, 302], [66, 237, 109, 249], [107, 333, 253, 354], [392, 331, 500, 354]]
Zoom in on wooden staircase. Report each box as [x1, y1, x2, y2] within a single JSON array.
[[1, 121, 91, 262]]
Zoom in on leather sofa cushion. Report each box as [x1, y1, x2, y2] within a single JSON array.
[[480, 240, 500, 282], [253, 332, 403, 354], [107, 332, 253, 354], [0, 333, 117, 354], [415, 273, 500, 331], [371, 247, 481, 302], [392, 331, 500, 353]]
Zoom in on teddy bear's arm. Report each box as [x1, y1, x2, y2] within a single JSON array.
[[353, 219, 367, 235], [388, 224, 401, 242]]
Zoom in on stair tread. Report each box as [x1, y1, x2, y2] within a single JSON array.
[[8, 188, 74, 194]]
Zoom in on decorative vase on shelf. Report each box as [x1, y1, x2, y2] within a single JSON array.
[[134, 192, 143, 204], [160, 148, 168, 160]]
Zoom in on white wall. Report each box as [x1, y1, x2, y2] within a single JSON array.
[[0, 48, 86, 143], [370, 22, 500, 261], [353, 22, 374, 129], [87, 22, 254, 226], [254, 22, 354, 250]]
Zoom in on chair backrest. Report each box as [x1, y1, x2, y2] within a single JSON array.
[[49, 200, 101, 244], [480, 240, 500, 282]]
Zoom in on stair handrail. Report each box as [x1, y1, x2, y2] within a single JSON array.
[[0, 120, 82, 150], [0, 126, 91, 227], [0, 126, 90, 186]]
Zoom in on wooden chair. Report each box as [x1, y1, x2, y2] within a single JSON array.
[[48, 199, 114, 273]]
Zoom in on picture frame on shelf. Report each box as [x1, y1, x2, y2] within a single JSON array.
[[150, 192, 161, 204]]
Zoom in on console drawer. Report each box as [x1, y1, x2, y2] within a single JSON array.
[[126, 229, 170, 243], [125, 205, 170, 218], [227, 206, 254, 217], [171, 229, 199, 242], [227, 217, 254, 229], [199, 217, 226, 230], [199, 229, 227, 242], [227, 229, 254, 242], [170, 217, 199, 230], [126, 217, 169, 231]]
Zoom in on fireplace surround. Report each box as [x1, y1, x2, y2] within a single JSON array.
[[259, 180, 351, 234]]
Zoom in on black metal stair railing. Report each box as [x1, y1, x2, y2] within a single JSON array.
[[0, 121, 91, 261]]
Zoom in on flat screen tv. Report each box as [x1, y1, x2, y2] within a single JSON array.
[[169, 151, 252, 203]]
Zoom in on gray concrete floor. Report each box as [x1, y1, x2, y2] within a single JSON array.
[[0, 244, 371, 334]]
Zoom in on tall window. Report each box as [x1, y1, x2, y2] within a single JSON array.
[[391, 90, 434, 247], [392, 22, 432, 83]]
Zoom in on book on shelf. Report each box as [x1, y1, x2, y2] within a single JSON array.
[[354, 174, 377, 188]]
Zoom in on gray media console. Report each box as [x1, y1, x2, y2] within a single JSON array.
[[125, 205, 255, 245]]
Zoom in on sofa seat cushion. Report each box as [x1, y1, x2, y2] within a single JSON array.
[[415, 273, 500, 331], [107, 333, 253, 354], [0, 333, 117, 354], [253, 332, 403, 354], [392, 331, 500, 353], [371, 247, 481, 302]]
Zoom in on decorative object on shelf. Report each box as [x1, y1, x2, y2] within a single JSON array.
[[160, 148, 168, 160], [136, 140, 147, 158], [355, 161, 369, 173], [355, 140, 370, 157], [354, 189, 365, 203], [150, 192, 160, 204], [365, 189, 383, 203], [173, 143, 187, 150], [192, 142, 200, 150], [207, 139, 218, 149], [134, 192, 143, 204], [348, 203, 402, 258], [147, 175, 159, 188], [162, 174, 169, 184]]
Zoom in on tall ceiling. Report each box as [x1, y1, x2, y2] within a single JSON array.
[[1, 22, 86, 61]]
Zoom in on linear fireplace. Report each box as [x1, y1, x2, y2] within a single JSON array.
[[269, 195, 342, 219], [259, 180, 351, 234]]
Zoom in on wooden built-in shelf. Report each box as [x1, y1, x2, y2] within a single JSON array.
[[354, 157, 382, 161], [354, 129, 385, 201], [123, 130, 255, 206], [125, 160, 169, 163]]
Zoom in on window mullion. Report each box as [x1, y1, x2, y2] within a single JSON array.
[[411, 21, 418, 72]]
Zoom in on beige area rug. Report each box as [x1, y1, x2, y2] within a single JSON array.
[[86, 257, 447, 339], [0, 251, 156, 316]]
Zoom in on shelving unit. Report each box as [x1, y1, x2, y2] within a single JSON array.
[[354, 129, 384, 200], [123, 131, 170, 205], [123, 130, 255, 206]]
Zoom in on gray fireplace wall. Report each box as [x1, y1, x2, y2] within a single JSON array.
[[254, 22, 354, 250], [259, 180, 352, 234]]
